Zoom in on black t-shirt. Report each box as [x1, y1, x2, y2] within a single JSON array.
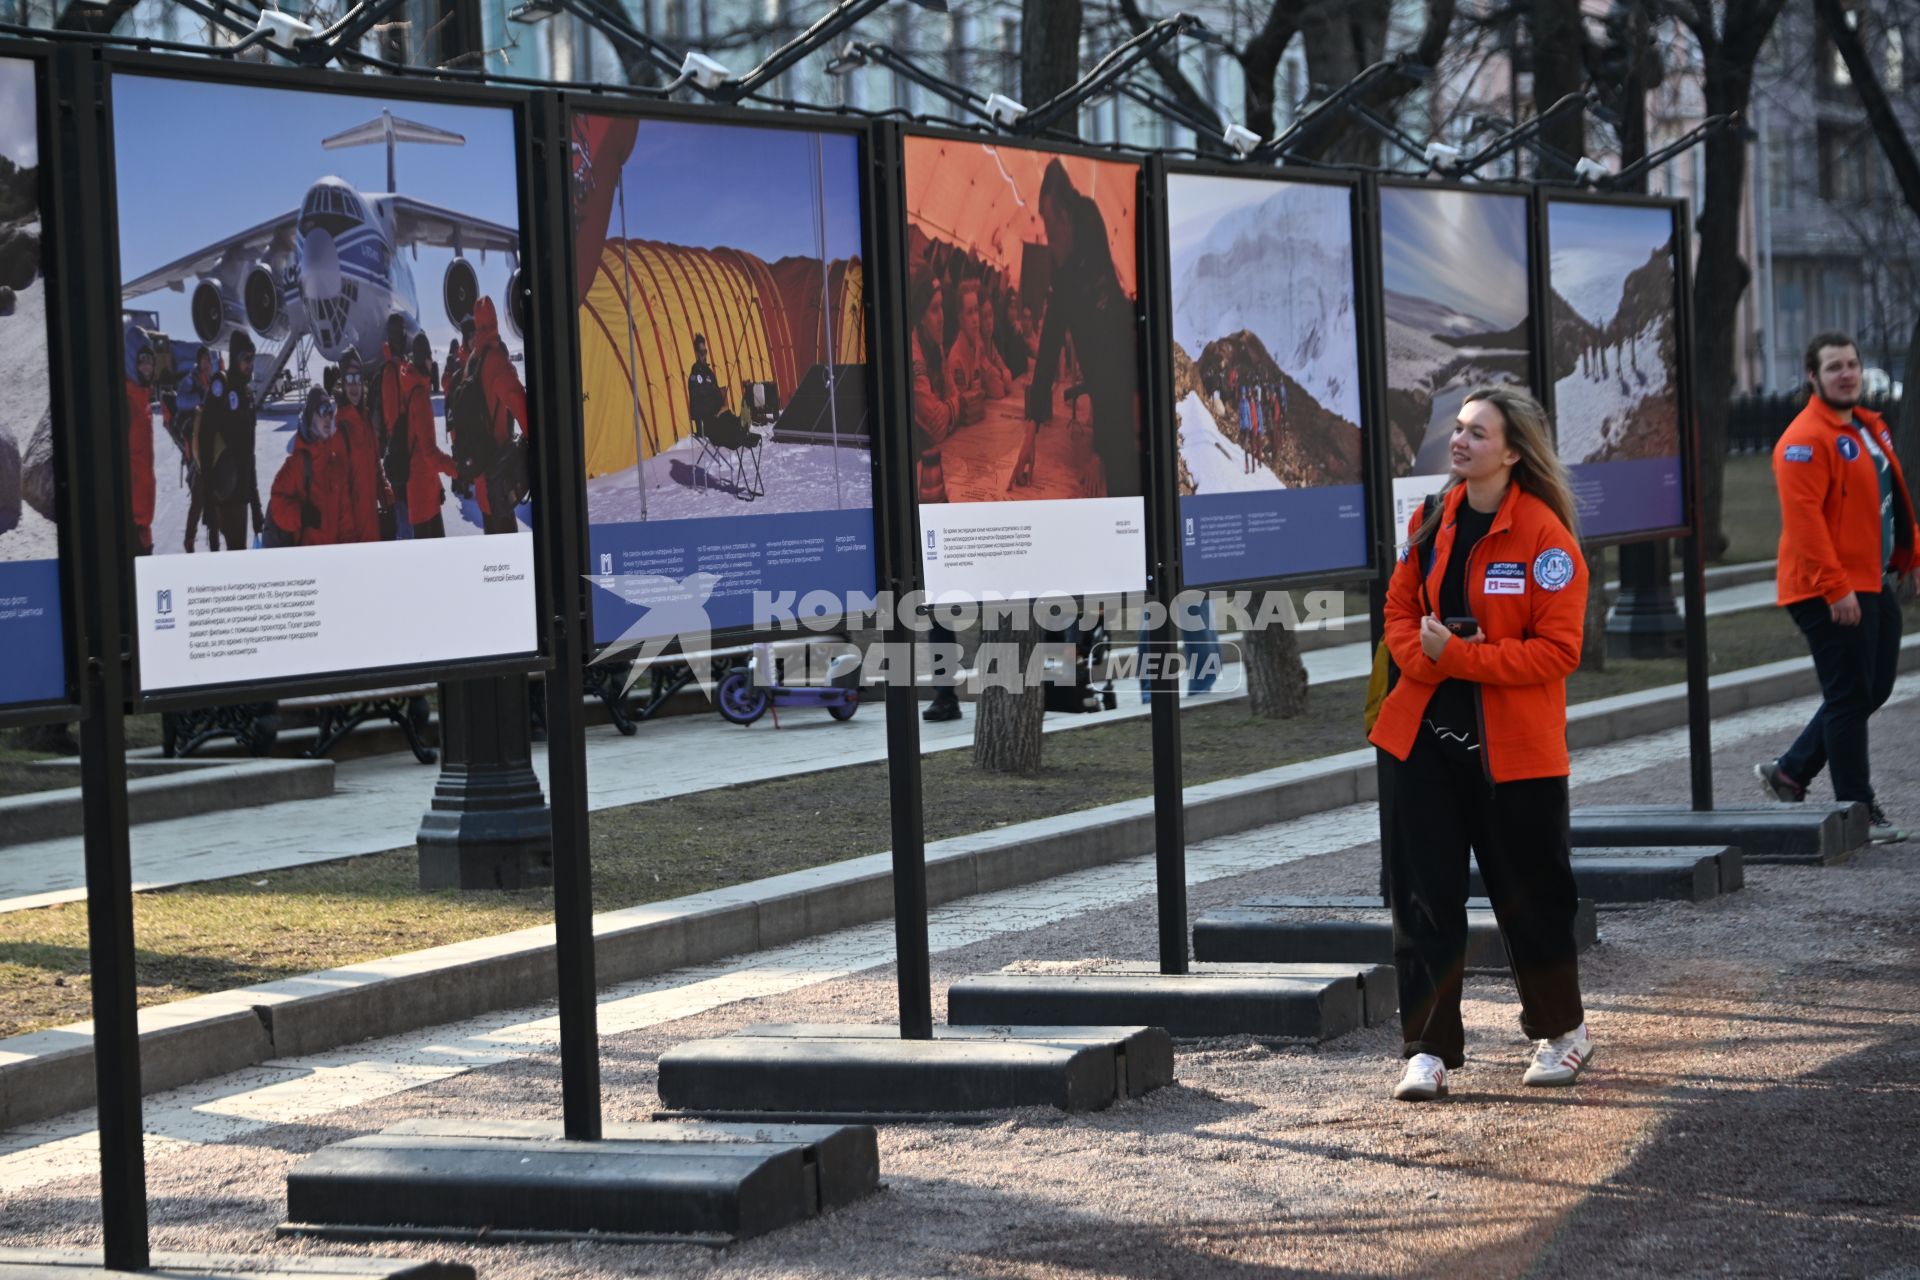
[[1425, 501, 1496, 734]]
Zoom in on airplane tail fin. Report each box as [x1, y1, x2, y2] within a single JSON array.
[[321, 110, 464, 195]]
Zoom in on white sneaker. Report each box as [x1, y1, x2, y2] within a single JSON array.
[[1522, 1024, 1594, 1087], [1393, 1053, 1449, 1102]]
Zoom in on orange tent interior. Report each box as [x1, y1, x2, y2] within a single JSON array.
[[902, 137, 1138, 297]]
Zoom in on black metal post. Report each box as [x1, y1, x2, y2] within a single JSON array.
[[1357, 175, 1399, 907], [1607, 540, 1685, 657], [1140, 158, 1187, 975], [63, 44, 149, 1269], [872, 122, 932, 1039], [531, 91, 601, 1137], [1674, 210, 1713, 811]]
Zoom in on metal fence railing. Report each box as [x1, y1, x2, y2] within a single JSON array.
[[1725, 392, 1902, 455]]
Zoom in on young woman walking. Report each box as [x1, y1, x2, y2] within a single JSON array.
[[1369, 387, 1592, 1102]]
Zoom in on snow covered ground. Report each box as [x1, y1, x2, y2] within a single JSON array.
[[587, 434, 872, 525], [1554, 320, 1673, 464], [0, 263, 56, 564], [1177, 391, 1284, 495], [145, 393, 526, 553]]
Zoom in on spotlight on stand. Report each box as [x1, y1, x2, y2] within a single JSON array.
[[681, 50, 733, 91], [985, 93, 1027, 128], [507, 0, 561, 22], [1422, 140, 1461, 168], [1223, 123, 1262, 157], [1574, 156, 1612, 184], [825, 42, 869, 76]]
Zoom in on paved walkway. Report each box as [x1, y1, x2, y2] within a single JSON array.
[[0, 571, 1779, 914], [0, 680, 1876, 1194]]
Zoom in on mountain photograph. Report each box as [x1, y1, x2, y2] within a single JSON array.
[[1548, 201, 1680, 467]]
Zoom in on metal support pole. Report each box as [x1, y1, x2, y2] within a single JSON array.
[[530, 91, 602, 1137], [63, 44, 149, 1268], [1680, 532, 1713, 811]]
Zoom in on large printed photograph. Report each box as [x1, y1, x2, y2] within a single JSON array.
[[115, 74, 538, 693], [1379, 185, 1533, 529], [1549, 199, 1683, 537], [904, 136, 1142, 506], [0, 55, 66, 707], [1166, 172, 1366, 585], [570, 113, 875, 642]]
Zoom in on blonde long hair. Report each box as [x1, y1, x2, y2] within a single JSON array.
[[1411, 386, 1579, 547]]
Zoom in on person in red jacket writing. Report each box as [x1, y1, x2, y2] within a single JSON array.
[[124, 321, 156, 556], [1370, 387, 1592, 1103], [1754, 332, 1920, 843], [265, 389, 352, 548]]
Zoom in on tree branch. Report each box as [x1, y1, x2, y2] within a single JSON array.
[[1812, 0, 1920, 222]]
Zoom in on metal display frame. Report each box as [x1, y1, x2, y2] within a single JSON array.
[[1155, 158, 1377, 596], [889, 122, 1156, 607], [94, 50, 555, 712], [0, 37, 89, 731], [555, 95, 895, 661], [1534, 189, 1695, 547]]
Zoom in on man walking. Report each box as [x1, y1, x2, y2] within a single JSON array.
[[1755, 332, 1920, 842]]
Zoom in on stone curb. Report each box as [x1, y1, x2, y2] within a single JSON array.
[[3, 635, 1911, 1132], [0, 758, 336, 849]]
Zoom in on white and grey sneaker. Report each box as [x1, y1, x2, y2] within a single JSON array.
[[1869, 803, 1908, 844], [1393, 1053, 1449, 1102], [1522, 1024, 1593, 1087]]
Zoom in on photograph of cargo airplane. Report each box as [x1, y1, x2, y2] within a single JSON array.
[[117, 89, 525, 403]]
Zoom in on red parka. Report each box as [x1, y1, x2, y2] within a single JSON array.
[[125, 324, 156, 538], [381, 343, 457, 524], [468, 297, 529, 521], [335, 399, 385, 543], [267, 433, 353, 547], [1772, 399, 1920, 605]]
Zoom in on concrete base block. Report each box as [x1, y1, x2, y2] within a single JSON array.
[[657, 1023, 1173, 1119], [946, 964, 1391, 1042], [1192, 897, 1597, 972], [280, 1119, 876, 1246], [0, 1249, 468, 1280], [1571, 803, 1863, 864], [1472, 846, 1743, 905]]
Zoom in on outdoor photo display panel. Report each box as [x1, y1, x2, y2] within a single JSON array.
[[1378, 184, 1534, 534], [1547, 199, 1684, 539], [571, 113, 877, 646], [113, 72, 538, 694], [903, 135, 1147, 601], [0, 55, 67, 710], [1166, 171, 1366, 586]]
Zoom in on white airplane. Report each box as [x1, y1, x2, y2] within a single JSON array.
[[119, 109, 524, 398]]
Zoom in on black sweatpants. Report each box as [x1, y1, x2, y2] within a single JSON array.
[[1385, 721, 1585, 1067]]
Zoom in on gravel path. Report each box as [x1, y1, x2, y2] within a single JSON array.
[[4, 695, 1917, 1278]]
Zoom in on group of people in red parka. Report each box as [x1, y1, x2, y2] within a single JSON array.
[[124, 297, 529, 553]]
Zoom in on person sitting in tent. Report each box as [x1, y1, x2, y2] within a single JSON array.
[[910, 270, 961, 505], [947, 279, 1007, 425], [687, 332, 755, 453]]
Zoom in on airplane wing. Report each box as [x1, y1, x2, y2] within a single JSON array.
[[389, 196, 520, 257], [120, 209, 299, 298], [324, 114, 465, 151]]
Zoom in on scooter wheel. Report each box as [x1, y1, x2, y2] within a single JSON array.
[[827, 688, 860, 721], [716, 669, 769, 725]]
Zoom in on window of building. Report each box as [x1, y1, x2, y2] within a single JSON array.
[[1819, 122, 1875, 202], [1888, 27, 1905, 90], [1821, 268, 1858, 332], [1767, 128, 1793, 211]]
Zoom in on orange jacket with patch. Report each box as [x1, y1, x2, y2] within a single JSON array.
[[1772, 400, 1919, 606], [1368, 482, 1589, 783]]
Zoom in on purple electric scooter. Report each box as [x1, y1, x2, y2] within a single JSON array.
[[715, 641, 860, 726]]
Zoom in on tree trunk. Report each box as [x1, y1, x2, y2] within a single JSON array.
[[1580, 542, 1607, 669], [971, 617, 1047, 775], [1021, 0, 1083, 106], [1691, 66, 1757, 561], [1296, 0, 1391, 165], [1243, 594, 1309, 718], [1898, 316, 1920, 510], [1528, 0, 1587, 179], [1237, 0, 1305, 141]]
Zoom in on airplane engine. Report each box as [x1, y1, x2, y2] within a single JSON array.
[[504, 268, 528, 341], [243, 264, 290, 341], [443, 257, 479, 328], [189, 278, 241, 346]]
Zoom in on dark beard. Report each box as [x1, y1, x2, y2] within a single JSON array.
[[1817, 388, 1860, 411]]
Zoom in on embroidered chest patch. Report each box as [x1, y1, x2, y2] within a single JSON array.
[[1533, 547, 1576, 591], [1838, 435, 1860, 461], [1483, 561, 1526, 595]]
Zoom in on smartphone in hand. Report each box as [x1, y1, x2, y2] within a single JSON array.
[[1444, 616, 1481, 639]]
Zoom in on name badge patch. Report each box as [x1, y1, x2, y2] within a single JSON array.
[[1483, 561, 1526, 594], [1783, 444, 1813, 463]]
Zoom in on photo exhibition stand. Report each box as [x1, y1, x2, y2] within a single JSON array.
[[943, 157, 1396, 1043], [276, 89, 880, 1246], [650, 124, 1172, 1122]]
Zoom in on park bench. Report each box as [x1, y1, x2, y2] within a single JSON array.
[[163, 685, 437, 764]]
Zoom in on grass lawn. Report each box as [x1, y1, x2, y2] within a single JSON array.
[[5, 599, 1906, 1040], [1718, 454, 1783, 566]]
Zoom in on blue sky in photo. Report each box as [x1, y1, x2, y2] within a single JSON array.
[[113, 73, 522, 353], [1549, 200, 1672, 258], [612, 118, 861, 264], [1379, 185, 1530, 328], [0, 58, 37, 168]]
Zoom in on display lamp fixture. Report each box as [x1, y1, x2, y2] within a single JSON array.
[[1254, 58, 1433, 167], [823, 39, 1004, 128], [1107, 76, 1260, 159], [1442, 91, 1598, 181], [985, 92, 1026, 128], [714, 0, 946, 103], [508, 0, 562, 22], [1010, 12, 1217, 136]]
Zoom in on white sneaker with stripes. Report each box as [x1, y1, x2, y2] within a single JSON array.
[[1393, 1053, 1449, 1102], [1522, 1023, 1593, 1087]]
